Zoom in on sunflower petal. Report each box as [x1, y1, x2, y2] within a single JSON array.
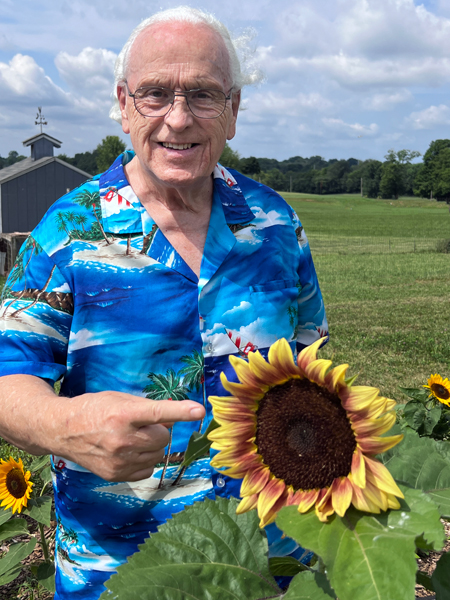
[[236, 494, 258, 514], [295, 488, 321, 513], [351, 412, 396, 437], [350, 448, 366, 489], [257, 478, 287, 524], [229, 355, 263, 389], [219, 374, 266, 402], [268, 339, 302, 379], [260, 488, 291, 527], [248, 351, 287, 386], [208, 422, 255, 445], [351, 482, 381, 513], [331, 477, 353, 517], [325, 363, 349, 393], [357, 434, 404, 455], [304, 359, 333, 386], [340, 386, 381, 412], [315, 487, 335, 522], [364, 456, 404, 498], [297, 337, 323, 374], [241, 466, 271, 496]]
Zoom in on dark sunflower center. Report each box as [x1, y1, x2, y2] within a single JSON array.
[[432, 383, 450, 400], [255, 378, 357, 490], [6, 468, 28, 499]]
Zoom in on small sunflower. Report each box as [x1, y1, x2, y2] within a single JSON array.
[[0, 457, 33, 514], [424, 374, 450, 407], [208, 338, 404, 527]]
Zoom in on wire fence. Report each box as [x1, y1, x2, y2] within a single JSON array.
[[307, 236, 449, 255]]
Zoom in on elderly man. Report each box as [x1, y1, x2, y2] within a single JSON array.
[[0, 7, 327, 599]]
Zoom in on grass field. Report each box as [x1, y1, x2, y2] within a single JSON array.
[[281, 192, 450, 400]]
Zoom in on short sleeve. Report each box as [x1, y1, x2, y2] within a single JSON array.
[[290, 210, 329, 351], [0, 234, 72, 383]]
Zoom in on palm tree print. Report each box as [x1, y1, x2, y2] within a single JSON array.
[[143, 369, 189, 488], [1, 237, 42, 317], [74, 190, 112, 245], [10, 265, 57, 319], [60, 527, 79, 545]]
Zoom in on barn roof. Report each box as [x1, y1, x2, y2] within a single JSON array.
[[0, 156, 92, 185], [22, 133, 62, 148]]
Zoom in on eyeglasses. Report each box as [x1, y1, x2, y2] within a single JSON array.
[[126, 84, 232, 119]]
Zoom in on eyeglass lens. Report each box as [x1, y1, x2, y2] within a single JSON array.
[[133, 87, 228, 118]]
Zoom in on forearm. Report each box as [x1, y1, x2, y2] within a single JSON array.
[[0, 374, 61, 456]]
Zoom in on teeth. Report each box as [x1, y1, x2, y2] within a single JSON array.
[[162, 142, 193, 150]]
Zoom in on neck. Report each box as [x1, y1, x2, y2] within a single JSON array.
[[124, 155, 213, 214]]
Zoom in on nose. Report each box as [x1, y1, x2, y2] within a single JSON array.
[[164, 94, 194, 129]]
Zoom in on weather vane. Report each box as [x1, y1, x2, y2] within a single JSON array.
[[35, 107, 47, 134]]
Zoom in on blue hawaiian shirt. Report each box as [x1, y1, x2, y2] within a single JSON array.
[[0, 152, 328, 599]]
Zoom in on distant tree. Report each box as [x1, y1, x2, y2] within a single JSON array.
[[380, 149, 421, 199], [58, 150, 98, 175], [0, 150, 26, 170], [261, 168, 287, 191], [219, 143, 241, 170], [240, 156, 261, 175], [414, 139, 450, 201], [96, 136, 127, 173]]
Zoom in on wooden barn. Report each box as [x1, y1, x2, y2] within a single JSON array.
[[0, 133, 92, 273]]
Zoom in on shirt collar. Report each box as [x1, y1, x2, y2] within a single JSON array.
[[99, 152, 255, 234]]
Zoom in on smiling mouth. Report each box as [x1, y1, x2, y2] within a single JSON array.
[[160, 142, 198, 150]]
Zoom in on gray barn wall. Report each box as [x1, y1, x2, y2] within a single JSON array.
[[2, 161, 90, 233]]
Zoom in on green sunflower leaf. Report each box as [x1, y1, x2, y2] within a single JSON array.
[[269, 556, 308, 576], [0, 538, 37, 577], [380, 428, 450, 517], [283, 571, 337, 599], [35, 561, 56, 592], [26, 495, 52, 527], [29, 455, 50, 472], [399, 387, 429, 403], [0, 564, 22, 586], [100, 497, 280, 600], [39, 465, 53, 485], [432, 551, 450, 599], [276, 486, 443, 600], [178, 419, 219, 470], [0, 509, 12, 526], [0, 517, 29, 542]]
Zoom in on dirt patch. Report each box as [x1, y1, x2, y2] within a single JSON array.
[[415, 520, 450, 599]]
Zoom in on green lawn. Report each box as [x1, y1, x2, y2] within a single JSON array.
[[280, 193, 450, 401]]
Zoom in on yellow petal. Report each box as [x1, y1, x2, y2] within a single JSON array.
[[364, 456, 404, 498], [331, 477, 353, 517], [210, 443, 256, 465], [208, 395, 255, 413], [304, 359, 333, 386], [236, 494, 258, 514], [340, 386, 381, 412], [259, 487, 291, 527], [351, 483, 381, 513], [350, 448, 366, 489], [229, 355, 263, 390], [248, 351, 287, 386], [351, 412, 396, 437], [297, 338, 323, 374], [257, 478, 287, 524], [325, 363, 349, 393], [357, 434, 404, 455], [268, 339, 302, 379], [315, 487, 335, 522], [241, 466, 271, 496], [295, 488, 321, 513], [208, 422, 255, 446], [219, 374, 265, 402]]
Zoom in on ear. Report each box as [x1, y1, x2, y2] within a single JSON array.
[[226, 90, 241, 141], [117, 83, 130, 135]]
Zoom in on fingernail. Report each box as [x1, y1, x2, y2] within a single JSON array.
[[190, 407, 204, 418]]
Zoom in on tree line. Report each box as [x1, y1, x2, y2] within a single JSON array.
[[220, 139, 450, 201], [2, 135, 449, 201]]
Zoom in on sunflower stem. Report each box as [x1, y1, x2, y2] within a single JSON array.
[[38, 522, 50, 562]]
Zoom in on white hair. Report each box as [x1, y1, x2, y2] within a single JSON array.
[[109, 6, 264, 123]]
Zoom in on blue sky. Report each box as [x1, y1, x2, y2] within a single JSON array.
[[1, 0, 450, 164]]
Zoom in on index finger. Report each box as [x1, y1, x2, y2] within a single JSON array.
[[130, 399, 205, 427]]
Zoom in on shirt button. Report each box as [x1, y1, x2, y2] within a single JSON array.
[[216, 476, 225, 488]]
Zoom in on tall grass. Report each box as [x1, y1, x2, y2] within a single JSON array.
[[280, 193, 450, 401]]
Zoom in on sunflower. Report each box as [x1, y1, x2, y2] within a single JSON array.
[[208, 338, 404, 527], [0, 457, 33, 514], [424, 374, 450, 407]]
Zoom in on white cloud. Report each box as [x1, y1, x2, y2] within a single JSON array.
[[365, 90, 413, 111], [406, 104, 450, 129], [322, 118, 379, 137], [55, 47, 116, 99]]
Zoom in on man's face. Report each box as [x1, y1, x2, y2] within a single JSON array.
[[118, 22, 240, 191]]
